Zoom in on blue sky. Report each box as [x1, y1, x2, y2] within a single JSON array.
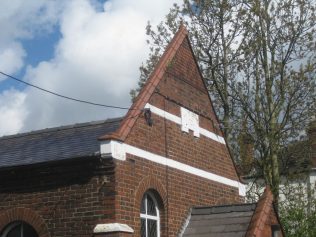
[[0, 0, 181, 136], [1, 25, 61, 92], [22, 25, 61, 69]]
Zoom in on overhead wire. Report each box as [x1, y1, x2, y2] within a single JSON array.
[[0, 71, 142, 111], [0, 71, 250, 131]]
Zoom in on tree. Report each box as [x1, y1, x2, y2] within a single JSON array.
[[279, 182, 316, 237], [236, 0, 316, 200], [133, 0, 316, 200]]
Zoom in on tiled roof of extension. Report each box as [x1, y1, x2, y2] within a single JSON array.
[[0, 118, 122, 169], [183, 203, 256, 237], [182, 187, 284, 237]]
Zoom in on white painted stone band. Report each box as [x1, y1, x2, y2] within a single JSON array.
[[200, 127, 226, 144], [145, 103, 181, 124], [100, 141, 246, 196], [144, 103, 225, 144], [93, 223, 134, 233]]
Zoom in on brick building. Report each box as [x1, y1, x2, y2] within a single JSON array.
[[0, 25, 282, 237]]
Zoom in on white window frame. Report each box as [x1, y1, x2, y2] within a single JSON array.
[[1, 221, 38, 237], [140, 192, 160, 237], [1, 222, 21, 237]]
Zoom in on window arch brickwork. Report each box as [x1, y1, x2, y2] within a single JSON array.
[[134, 176, 167, 209], [0, 208, 50, 237]]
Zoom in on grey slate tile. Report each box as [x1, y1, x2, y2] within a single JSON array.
[[0, 118, 122, 169], [182, 204, 256, 237]]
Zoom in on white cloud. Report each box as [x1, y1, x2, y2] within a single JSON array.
[[0, 0, 181, 136], [0, 89, 27, 135], [0, 42, 25, 77], [0, 0, 65, 78], [0, 0, 64, 42]]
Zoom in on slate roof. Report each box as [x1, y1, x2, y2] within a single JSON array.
[[0, 117, 122, 169], [182, 203, 256, 237]]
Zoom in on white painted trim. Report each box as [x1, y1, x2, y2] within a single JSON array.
[[238, 182, 246, 196], [199, 127, 226, 144], [145, 103, 181, 124], [100, 142, 246, 196], [145, 103, 225, 144], [100, 140, 126, 160], [140, 213, 159, 221], [181, 107, 200, 137], [93, 223, 134, 233]]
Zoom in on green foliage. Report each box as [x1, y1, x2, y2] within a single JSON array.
[[279, 183, 316, 236]]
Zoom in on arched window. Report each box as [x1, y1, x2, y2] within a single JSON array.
[[140, 192, 160, 237], [1, 221, 38, 237]]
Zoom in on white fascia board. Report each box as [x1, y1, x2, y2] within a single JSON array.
[[145, 103, 225, 144], [100, 142, 245, 196], [93, 223, 134, 233]]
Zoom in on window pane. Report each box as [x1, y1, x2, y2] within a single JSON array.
[[3, 222, 39, 237], [7, 224, 21, 237], [141, 218, 146, 237], [147, 219, 157, 237], [147, 195, 157, 215], [141, 195, 146, 214], [23, 223, 39, 237]]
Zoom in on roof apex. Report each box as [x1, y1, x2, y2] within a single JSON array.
[[99, 24, 188, 141]]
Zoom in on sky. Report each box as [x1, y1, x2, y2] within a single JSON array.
[[0, 0, 181, 136]]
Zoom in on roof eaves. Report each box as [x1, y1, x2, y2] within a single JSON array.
[[0, 151, 101, 171]]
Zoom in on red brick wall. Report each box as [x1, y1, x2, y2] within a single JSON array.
[[258, 205, 283, 237], [0, 158, 116, 237], [246, 187, 283, 237], [114, 38, 242, 236], [0, 37, 242, 237]]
